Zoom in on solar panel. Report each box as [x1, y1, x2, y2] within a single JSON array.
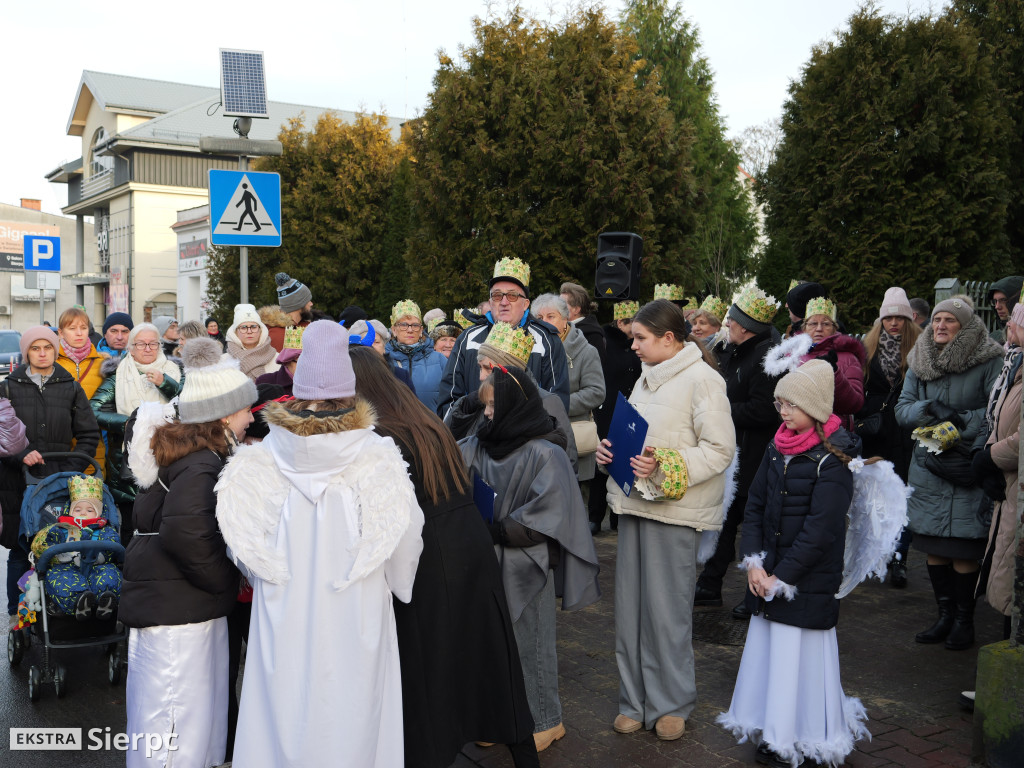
[[220, 48, 268, 118]]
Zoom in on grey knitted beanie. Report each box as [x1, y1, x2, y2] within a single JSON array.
[[177, 338, 257, 424]]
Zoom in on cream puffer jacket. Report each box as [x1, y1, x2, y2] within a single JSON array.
[[606, 343, 735, 529]]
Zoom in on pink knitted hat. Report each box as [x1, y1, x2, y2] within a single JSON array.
[[291, 320, 356, 400], [878, 287, 914, 322], [19, 325, 60, 359]]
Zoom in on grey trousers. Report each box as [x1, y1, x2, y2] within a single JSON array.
[[615, 515, 698, 728], [513, 570, 561, 732]]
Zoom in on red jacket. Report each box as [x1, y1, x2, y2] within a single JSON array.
[[801, 334, 866, 427]]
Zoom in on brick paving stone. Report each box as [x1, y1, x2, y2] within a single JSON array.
[[449, 534, 991, 768]]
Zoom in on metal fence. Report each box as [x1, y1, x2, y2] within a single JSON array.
[[933, 278, 999, 334]]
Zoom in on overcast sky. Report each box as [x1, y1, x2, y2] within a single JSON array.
[[6, 0, 934, 215]]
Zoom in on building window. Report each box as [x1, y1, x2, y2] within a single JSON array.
[[89, 127, 114, 177]]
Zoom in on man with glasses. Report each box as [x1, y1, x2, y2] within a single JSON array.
[[436, 257, 570, 418], [693, 286, 783, 619], [985, 275, 1023, 344]]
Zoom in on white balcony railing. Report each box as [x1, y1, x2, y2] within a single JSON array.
[[81, 168, 114, 198]]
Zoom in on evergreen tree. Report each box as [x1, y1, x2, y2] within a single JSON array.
[[407, 6, 695, 310], [621, 0, 756, 300], [759, 8, 1011, 331]]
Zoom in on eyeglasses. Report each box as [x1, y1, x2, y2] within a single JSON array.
[[773, 399, 797, 413], [395, 322, 423, 331], [237, 324, 261, 333], [133, 342, 160, 350], [489, 290, 525, 304], [805, 321, 835, 331], [992, 298, 1009, 306]]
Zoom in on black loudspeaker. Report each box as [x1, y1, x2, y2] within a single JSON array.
[[595, 232, 643, 300]]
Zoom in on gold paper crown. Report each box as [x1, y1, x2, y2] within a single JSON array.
[[683, 296, 699, 311], [788, 279, 801, 292], [454, 310, 474, 329], [699, 296, 729, 322], [734, 286, 780, 325], [492, 257, 530, 290], [653, 284, 685, 301], [283, 326, 304, 350], [484, 321, 535, 365], [390, 299, 422, 327], [614, 301, 640, 321], [426, 316, 444, 333], [804, 296, 837, 321], [69, 475, 104, 504]]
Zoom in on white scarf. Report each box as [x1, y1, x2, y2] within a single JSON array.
[[114, 352, 181, 416]]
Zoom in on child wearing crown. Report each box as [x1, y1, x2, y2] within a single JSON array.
[[31, 475, 121, 621]]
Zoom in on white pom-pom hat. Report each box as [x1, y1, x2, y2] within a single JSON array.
[[177, 337, 257, 424]]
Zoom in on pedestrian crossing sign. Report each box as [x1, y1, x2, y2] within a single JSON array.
[[209, 170, 282, 247]]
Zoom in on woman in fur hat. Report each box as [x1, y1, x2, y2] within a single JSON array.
[[895, 295, 1004, 650], [718, 360, 870, 768], [215, 320, 424, 768], [121, 337, 256, 768]]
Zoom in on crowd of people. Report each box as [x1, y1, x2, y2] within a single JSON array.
[[0, 263, 1021, 768]]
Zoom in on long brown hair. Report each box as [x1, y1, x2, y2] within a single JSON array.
[[152, 420, 232, 466], [861, 318, 921, 378], [348, 346, 468, 503], [633, 299, 720, 373]]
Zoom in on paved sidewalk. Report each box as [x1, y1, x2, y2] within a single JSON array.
[[452, 533, 1000, 768]]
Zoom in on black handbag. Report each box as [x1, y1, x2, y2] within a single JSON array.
[[855, 375, 901, 438]]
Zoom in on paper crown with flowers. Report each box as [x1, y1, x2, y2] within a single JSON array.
[[283, 326, 304, 350], [390, 299, 422, 327], [699, 296, 729, 322], [788, 279, 801, 292], [653, 284, 685, 301], [69, 475, 104, 504], [453, 310, 474, 329], [484, 321, 535, 365], [682, 296, 699, 311], [614, 300, 640, 321], [804, 296, 837, 321], [492, 257, 530, 290], [734, 286, 780, 325], [426, 316, 444, 333]]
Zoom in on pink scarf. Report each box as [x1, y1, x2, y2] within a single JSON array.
[[60, 339, 92, 364], [774, 413, 842, 455]]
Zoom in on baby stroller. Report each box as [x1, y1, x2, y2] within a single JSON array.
[[6, 452, 127, 701]]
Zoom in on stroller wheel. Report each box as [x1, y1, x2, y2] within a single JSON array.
[[108, 649, 122, 685], [54, 664, 67, 699], [28, 666, 41, 702], [7, 631, 24, 666]]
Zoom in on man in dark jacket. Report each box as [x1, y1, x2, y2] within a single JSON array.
[[694, 296, 782, 617], [436, 257, 570, 418], [986, 275, 1024, 344]]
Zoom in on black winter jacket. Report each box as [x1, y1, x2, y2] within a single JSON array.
[[573, 314, 607, 365], [720, 331, 781, 494], [857, 355, 912, 481], [740, 428, 859, 630], [594, 323, 642, 437], [0, 365, 100, 549], [119, 447, 239, 628]]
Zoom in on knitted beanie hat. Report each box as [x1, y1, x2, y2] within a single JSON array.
[[102, 312, 134, 335], [153, 316, 178, 338], [932, 295, 974, 327], [786, 282, 827, 319], [292, 320, 356, 400], [774, 359, 835, 424], [1011, 301, 1024, 329], [276, 272, 313, 314], [19, 325, 60, 359], [878, 287, 914, 322], [177, 338, 257, 424]]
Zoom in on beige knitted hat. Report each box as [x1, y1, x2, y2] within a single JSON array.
[[774, 359, 834, 424]]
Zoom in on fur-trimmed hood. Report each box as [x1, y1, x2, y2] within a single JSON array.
[[258, 304, 294, 329], [262, 398, 376, 437], [100, 356, 120, 377], [908, 315, 1004, 381]]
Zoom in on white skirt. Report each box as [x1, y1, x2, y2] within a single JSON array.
[[717, 614, 869, 767], [126, 618, 229, 768]]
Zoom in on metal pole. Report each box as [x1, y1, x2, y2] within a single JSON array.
[[239, 153, 249, 304], [39, 288, 44, 324]]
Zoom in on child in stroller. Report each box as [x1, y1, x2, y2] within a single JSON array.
[[28, 475, 121, 621]]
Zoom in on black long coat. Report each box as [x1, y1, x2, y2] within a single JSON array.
[[857, 354, 913, 481], [594, 323, 641, 437], [741, 429, 859, 630], [0, 364, 100, 549], [387, 436, 533, 767]]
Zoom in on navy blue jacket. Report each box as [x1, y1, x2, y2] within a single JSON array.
[[740, 428, 858, 630]]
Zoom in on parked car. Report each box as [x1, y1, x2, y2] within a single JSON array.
[[0, 330, 22, 379]]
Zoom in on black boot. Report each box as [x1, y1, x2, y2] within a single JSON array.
[[945, 569, 978, 650], [916, 563, 955, 644]]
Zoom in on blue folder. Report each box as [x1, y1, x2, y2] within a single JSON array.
[[607, 393, 649, 497], [473, 474, 497, 523]]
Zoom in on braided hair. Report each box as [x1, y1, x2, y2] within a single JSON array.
[[813, 422, 881, 467]]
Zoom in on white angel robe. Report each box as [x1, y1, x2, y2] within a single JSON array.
[[215, 403, 424, 768]]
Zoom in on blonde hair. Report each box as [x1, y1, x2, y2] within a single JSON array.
[[861, 318, 921, 379], [58, 307, 90, 330]]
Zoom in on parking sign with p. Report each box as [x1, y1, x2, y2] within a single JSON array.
[[23, 236, 61, 271]]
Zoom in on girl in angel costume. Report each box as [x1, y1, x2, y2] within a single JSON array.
[[718, 358, 908, 768], [214, 320, 424, 768]]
